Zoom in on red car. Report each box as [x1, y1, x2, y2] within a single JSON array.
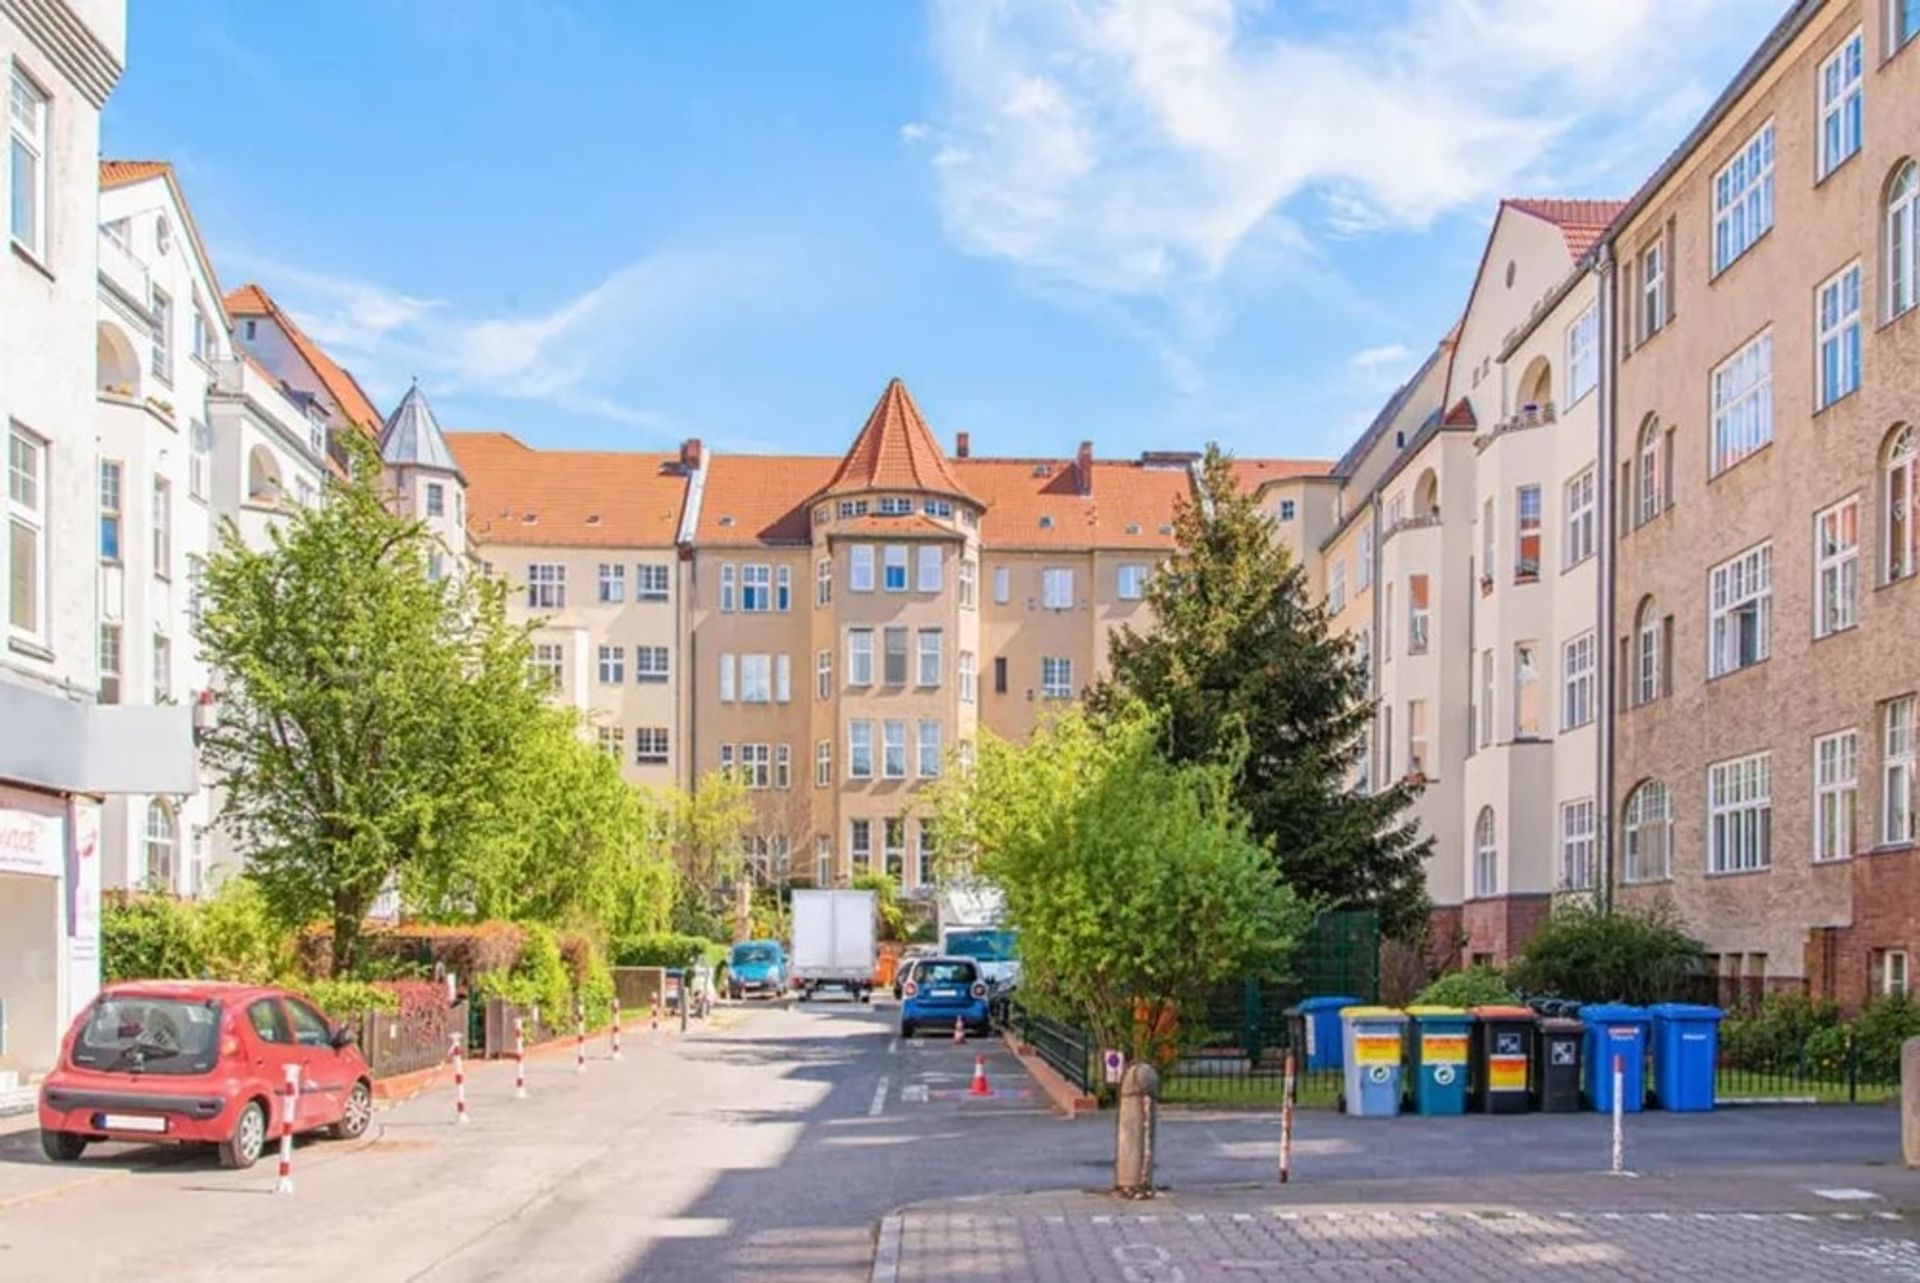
[[38, 980, 374, 1169]]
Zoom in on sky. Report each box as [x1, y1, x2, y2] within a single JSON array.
[[105, 0, 1787, 463]]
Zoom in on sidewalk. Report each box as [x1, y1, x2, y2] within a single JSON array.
[[874, 1165, 1920, 1281]]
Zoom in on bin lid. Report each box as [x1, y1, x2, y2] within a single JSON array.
[[1467, 1005, 1535, 1020], [1298, 995, 1363, 1013], [1341, 1005, 1406, 1021], [1578, 1002, 1651, 1024], [1402, 1004, 1467, 1017], [1537, 1017, 1585, 1033], [1646, 1003, 1725, 1021]]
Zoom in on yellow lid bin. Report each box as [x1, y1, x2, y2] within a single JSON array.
[[1339, 1007, 1407, 1118]]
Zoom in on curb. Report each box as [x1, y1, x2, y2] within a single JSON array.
[[371, 1027, 653, 1103], [869, 1214, 903, 1283], [1001, 1031, 1098, 1116]]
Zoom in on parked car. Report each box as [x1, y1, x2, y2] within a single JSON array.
[[726, 940, 788, 1000], [38, 981, 374, 1169], [891, 947, 936, 1001], [899, 957, 991, 1039]]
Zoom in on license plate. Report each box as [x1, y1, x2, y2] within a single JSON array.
[[99, 1113, 167, 1134], [933, 987, 961, 998]]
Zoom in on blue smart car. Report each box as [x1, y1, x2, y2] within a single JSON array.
[[900, 957, 990, 1039], [726, 940, 787, 1000]]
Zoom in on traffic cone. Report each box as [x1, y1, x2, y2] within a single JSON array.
[[953, 1016, 965, 1044], [970, 1054, 991, 1097]]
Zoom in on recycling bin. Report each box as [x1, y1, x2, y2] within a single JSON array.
[[1403, 1005, 1472, 1115], [1467, 1005, 1535, 1114], [1647, 1003, 1724, 1112], [1340, 1007, 1407, 1118], [1581, 1003, 1651, 1113], [1286, 995, 1363, 1071], [1532, 1016, 1585, 1112]]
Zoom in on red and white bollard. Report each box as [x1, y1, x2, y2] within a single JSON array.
[[1609, 1053, 1625, 1174], [450, 1032, 470, 1125], [1278, 1050, 1297, 1185], [576, 1003, 587, 1074], [274, 1062, 299, 1194], [952, 1016, 965, 1044], [610, 997, 623, 1061], [650, 996, 660, 1034], [514, 1016, 528, 1099]]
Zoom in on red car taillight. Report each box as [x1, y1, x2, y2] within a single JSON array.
[[220, 1033, 241, 1060], [903, 981, 918, 998], [971, 982, 988, 999]]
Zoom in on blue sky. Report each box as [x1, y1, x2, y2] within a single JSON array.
[[106, 0, 1785, 462]]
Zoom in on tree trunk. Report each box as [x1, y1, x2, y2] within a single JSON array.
[[330, 896, 364, 977]]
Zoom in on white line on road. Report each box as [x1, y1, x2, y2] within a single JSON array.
[[870, 1076, 890, 1117], [888, 1038, 899, 1055]]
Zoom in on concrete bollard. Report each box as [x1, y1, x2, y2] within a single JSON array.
[[1903, 1037, 1920, 1168], [1114, 1062, 1161, 1198]]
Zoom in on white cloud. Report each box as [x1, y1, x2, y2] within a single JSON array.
[[1347, 343, 1411, 371], [899, 121, 930, 143]]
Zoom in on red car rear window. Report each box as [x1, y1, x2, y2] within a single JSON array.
[[72, 996, 222, 1076]]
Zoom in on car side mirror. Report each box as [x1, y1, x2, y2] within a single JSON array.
[[330, 1023, 357, 1050]]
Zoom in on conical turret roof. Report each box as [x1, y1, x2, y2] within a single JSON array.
[[817, 378, 974, 503], [379, 381, 463, 478]]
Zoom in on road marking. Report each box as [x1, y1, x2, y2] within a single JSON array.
[[901, 1084, 930, 1103], [1812, 1187, 1882, 1201], [869, 1076, 890, 1117], [888, 1038, 899, 1055]]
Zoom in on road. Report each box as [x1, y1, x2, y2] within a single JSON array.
[[0, 999, 1908, 1281]]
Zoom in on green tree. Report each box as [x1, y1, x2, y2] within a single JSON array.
[[1508, 902, 1705, 1004], [666, 770, 752, 936], [1089, 445, 1430, 938], [195, 434, 542, 974], [930, 703, 1309, 1068], [852, 872, 909, 942]]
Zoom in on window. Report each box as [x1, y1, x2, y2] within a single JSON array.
[[721, 564, 737, 611], [1888, 427, 1917, 582], [152, 633, 171, 701], [1565, 305, 1598, 404], [776, 565, 791, 612], [850, 545, 875, 592], [849, 721, 874, 778], [1561, 632, 1595, 731], [1406, 700, 1427, 777], [598, 645, 625, 684], [915, 819, 937, 889], [99, 461, 122, 561], [1478, 651, 1494, 748], [145, 801, 177, 890], [598, 563, 626, 603], [1513, 642, 1540, 737], [816, 739, 831, 788], [1814, 729, 1859, 863], [527, 564, 566, 610], [718, 653, 736, 702], [884, 818, 907, 880], [1357, 528, 1373, 590], [635, 646, 668, 683], [1897, 0, 1920, 51], [533, 643, 565, 691], [425, 482, 445, 517], [1473, 808, 1497, 898], [596, 725, 624, 758], [917, 629, 942, 686], [775, 744, 792, 791], [850, 819, 872, 873], [839, 499, 868, 520], [816, 649, 832, 700], [1817, 30, 1864, 180], [189, 421, 211, 502], [916, 545, 941, 592], [738, 744, 772, 790], [959, 558, 976, 608], [883, 626, 908, 685], [740, 653, 772, 703], [1712, 331, 1773, 475], [150, 288, 173, 384], [1353, 629, 1371, 693], [883, 720, 908, 778], [1382, 705, 1393, 778], [151, 479, 171, 578], [924, 497, 953, 519], [1815, 497, 1860, 638], [1042, 567, 1073, 609], [1514, 486, 1541, 581], [1891, 163, 1920, 326], [1117, 564, 1148, 601], [9, 68, 47, 257], [8, 426, 46, 640], [1559, 800, 1596, 891], [741, 563, 772, 612], [917, 721, 942, 778], [1709, 544, 1772, 678], [1634, 600, 1663, 706], [883, 545, 908, 592], [635, 727, 669, 764], [1817, 263, 1863, 409], [878, 496, 912, 516], [1406, 575, 1430, 654], [1479, 500, 1494, 588], [848, 628, 874, 685], [1709, 753, 1772, 873], [191, 304, 213, 362], [1327, 561, 1346, 614], [1636, 418, 1664, 523], [994, 656, 1008, 694], [638, 564, 670, 601], [98, 623, 122, 703], [1887, 697, 1917, 845], [1640, 240, 1667, 341], [1041, 656, 1072, 699], [1712, 121, 1774, 274], [1882, 950, 1911, 1000], [959, 650, 976, 703], [1563, 468, 1595, 568], [1623, 781, 1672, 883], [993, 565, 1010, 604]]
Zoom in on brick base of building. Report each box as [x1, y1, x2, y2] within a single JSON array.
[[1426, 904, 1465, 975], [1460, 894, 1552, 969], [1804, 845, 1920, 1015]]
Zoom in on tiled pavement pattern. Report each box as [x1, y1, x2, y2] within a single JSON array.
[[875, 1200, 1920, 1282]]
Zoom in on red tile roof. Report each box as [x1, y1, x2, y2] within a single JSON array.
[[448, 432, 687, 547], [1443, 398, 1478, 428], [1232, 457, 1334, 495], [99, 159, 171, 189], [698, 454, 840, 545], [99, 160, 231, 330], [225, 283, 383, 434], [829, 514, 964, 541], [958, 458, 1193, 550], [818, 379, 975, 503], [1504, 197, 1628, 260]]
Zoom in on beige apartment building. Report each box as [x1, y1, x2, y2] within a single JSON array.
[[1608, 0, 1920, 1010]]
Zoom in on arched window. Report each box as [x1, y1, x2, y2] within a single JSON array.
[[1623, 781, 1672, 883], [1887, 425, 1916, 583], [1518, 357, 1552, 412], [1636, 416, 1662, 525], [1413, 469, 1439, 519], [1888, 161, 1918, 320], [1473, 807, 1498, 898], [247, 445, 283, 504], [145, 799, 177, 891], [1634, 596, 1661, 706], [96, 321, 140, 397]]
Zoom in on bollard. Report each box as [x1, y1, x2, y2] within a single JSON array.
[[1114, 1062, 1161, 1198], [1903, 1037, 1920, 1167], [274, 1062, 299, 1194], [576, 1003, 587, 1074], [611, 997, 623, 1061], [514, 1017, 527, 1099], [680, 983, 689, 1034], [1278, 1051, 1296, 1185], [651, 996, 660, 1034], [1609, 1054, 1624, 1174], [451, 1033, 470, 1125]]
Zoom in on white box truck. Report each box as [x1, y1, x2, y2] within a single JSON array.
[[937, 882, 1021, 997], [790, 888, 877, 1002]]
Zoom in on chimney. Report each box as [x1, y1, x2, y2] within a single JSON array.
[[679, 437, 704, 472], [1076, 440, 1094, 496], [955, 431, 970, 459]]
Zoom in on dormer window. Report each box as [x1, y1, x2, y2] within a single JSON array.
[[1031, 464, 1050, 477], [923, 498, 953, 518], [813, 505, 829, 524], [521, 512, 538, 525], [1038, 516, 1053, 529], [585, 513, 602, 526], [1125, 522, 1142, 536], [878, 496, 912, 516], [838, 499, 868, 519], [718, 515, 736, 528]]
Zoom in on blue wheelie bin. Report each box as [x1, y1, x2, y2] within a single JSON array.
[[1581, 1003, 1650, 1113], [1287, 995, 1363, 1071], [1647, 1003, 1724, 1111]]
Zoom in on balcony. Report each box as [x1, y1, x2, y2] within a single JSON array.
[[97, 225, 151, 312], [1476, 400, 1558, 451]]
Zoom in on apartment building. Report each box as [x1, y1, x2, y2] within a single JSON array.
[[1607, 0, 1920, 1010]]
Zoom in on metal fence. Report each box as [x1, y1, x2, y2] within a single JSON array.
[[1007, 1002, 1095, 1095], [1716, 1032, 1898, 1104], [355, 999, 467, 1079]]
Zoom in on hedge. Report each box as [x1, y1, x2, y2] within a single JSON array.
[[295, 920, 527, 981], [615, 932, 725, 970]]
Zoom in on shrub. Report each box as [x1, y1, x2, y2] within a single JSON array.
[[852, 873, 908, 943], [1508, 904, 1704, 1005], [1719, 992, 1842, 1070], [102, 891, 206, 982], [614, 932, 717, 970], [295, 920, 526, 981], [197, 878, 292, 983], [579, 950, 616, 1031], [1853, 995, 1920, 1081], [296, 978, 399, 1020], [1414, 966, 1517, 1008], [476, 923, 573, 1025]]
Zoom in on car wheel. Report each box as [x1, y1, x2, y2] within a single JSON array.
[[330, 1079, 373, 1140], [218, 1099, 269, 1170], [39, 1130, 86, 1163]]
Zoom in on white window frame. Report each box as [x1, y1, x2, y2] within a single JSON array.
[[638, 563, 670, 601], [1814, 728, 1859, 863], [1637, 420, 1663, 524], [636, 645, 669, 683], [1041, 656, 1072, 700], [1406, 699, 1427, 777], [1558, 799, 1596, 891], [1640, 239, 1667, 341], [850, 545, 875, 593], [1513, 641, 1540, 738], [848, 628, 873, 686], [958, 649, 976, 703], [1117, 564, 1148, 601], [150, 287, 173, 385], [1042, 567, 1073, 610], [740, 563, 773, 612], [1814, 496, 1860, 638], [598, 562, 626, 603], [151, 478, 171, 579], [1817, 261, 1863, 410], [1711, 330, 1773, 476], [1636, 604, 1662, 707], [1473, 808, 1497, 898], [1886, 696, 1917, 846], [1478, 650, 1493, 748], [1890, 161, 1920, 322], [849, 819, 872, 874], [1407, 574, 1430, 654], [1327, 561, 1346, 614], [99, 459, 123, 563], [883, 545, 909, 592], [817, 649, 832, 700], [151, 632, 171, 702], [597, 645, 625, 685], [1888, 427, 1918, 583], [740, 653, 773, 704], [916, 544, 941, 592], [1357, 528, 1373, 590], [882, 720, 908, 779], [1563, 468, 1595, 568], [1561, 632, 1595, 731], [1565, 304, 1598, 405], [718, 652, 736, 703], [7, 425, 47, 643], [635, 727, 669, 764], [775, 653, 791, 703], [917, 720, 942, 779], [816, 556, 832, 607], [883, 626, 908, 685], [917, 629, 942, 687], [1883, 950, 1911, 1000], [993, 565, 1010, 604], [1623, 781, 1672, 883], [1712, 120, 1775, 275], [526, 563, 566, 610], [815, 739, 831, 788], [1816, 28, 1864, 181], [1708, 752, 1772, 874], [9, 67, 48, 258], [958, 558, 975, 608], [189, 420, 211, 502], [849, 721, 874, 779], [1514, 485, 1542, 581], [1709, 543, 1772, 678], [775, 743, 791, 790]]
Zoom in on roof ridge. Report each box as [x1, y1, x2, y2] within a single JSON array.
[[818, 378, 977, 503]]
